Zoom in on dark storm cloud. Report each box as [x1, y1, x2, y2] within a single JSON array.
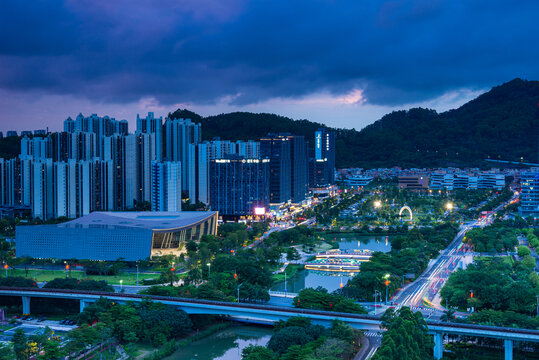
[[1, 0, 538, 107]]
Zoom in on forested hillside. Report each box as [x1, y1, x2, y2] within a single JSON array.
[[2, 78, 538, 169], [170, 79, 539, 168]]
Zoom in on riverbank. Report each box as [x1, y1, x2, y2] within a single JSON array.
[[136, 322, 234, 360]]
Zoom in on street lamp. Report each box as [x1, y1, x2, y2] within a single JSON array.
[[373, 290, 381, 315], [384, 274, 391, 304], [120, 279, 123, 290], [207, 263, 211, 280], [136, 262, 139, 287], [446, 202, 454, 211], [237, 283, 244, 303], [374, 200, 382, 209]]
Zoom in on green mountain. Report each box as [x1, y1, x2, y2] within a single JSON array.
[[171, 78, 539, 168], [2, 79, 538, 169]]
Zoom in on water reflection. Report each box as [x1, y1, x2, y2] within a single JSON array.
[[165, 326, 272, 360], [273, 235, 392, 293]]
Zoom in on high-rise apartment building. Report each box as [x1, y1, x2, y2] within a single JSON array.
[[137, 112, 163, 161], [151, 161, 182, 212], [164, 118, 201, 198]]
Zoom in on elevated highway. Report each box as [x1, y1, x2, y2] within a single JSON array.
[[1, 287, 538, 359]]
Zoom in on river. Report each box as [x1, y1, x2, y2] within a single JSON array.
[[272, 235, 392, 293], [164, 325, 273, 360]]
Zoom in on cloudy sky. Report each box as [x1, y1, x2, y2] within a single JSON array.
[[1, 0, 538, 132]]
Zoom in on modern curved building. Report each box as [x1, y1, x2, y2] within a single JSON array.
[[16, 211, 218, 261]]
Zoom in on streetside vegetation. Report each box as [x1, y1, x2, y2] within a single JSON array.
[[440, 257, 539, 328], [292, 287, 366, 314], [242, 317, 362, 360], [373, 307, 433, 360], [342, 223, 458, 301]]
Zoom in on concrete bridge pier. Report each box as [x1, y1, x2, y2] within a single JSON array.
[[22, 296, 30, 314], [504, 339, 513, 360], [433, 332, 444, 359], [80, 300, 91, 313]]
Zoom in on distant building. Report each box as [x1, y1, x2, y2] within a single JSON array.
[[520, 171, 539, 217], [344, 175, 374, 188], [34, 129, 47, 135], [151, 161, 182, 212], [398, 175, 429, 190], [6, 131, 17, 137], [209, 155, 270, 217], [0, 131, 3, 139], [314, 129, 336, 184], [16, 211, 218, 261], [260, 134, 291, 204], [21, 131, 32, 137], [164, 118, 201, 200]]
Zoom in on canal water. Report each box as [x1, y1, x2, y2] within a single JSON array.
[[164, 325, 273, 360], [272, 235, 392, 293]]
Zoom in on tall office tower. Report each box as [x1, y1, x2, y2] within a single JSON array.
[[236, 140, 260, 159], [164, 118, 201, 195], [137, 112, 163, 161], [314, 129, 336, 184], [55, 160, 92, 218], [309, 157, 329, 188], [260, 134, 292, 204], [209, 155, 270, 217], [118, 120, 129, 135], [520, 171, 539, 217], [32, 158, 55, 220], [63, 117, 75, 132], [289, 135, 308, 203], [136, 132, 156, 203], [103, 134, 138, 210], [151, 161, 182, 212]]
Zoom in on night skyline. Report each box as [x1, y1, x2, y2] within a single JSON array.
[[1, 0, 539, 131]]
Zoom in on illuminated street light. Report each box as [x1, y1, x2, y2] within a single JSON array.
[[446, 202, 454, 211], [374, 200, 382, 208]]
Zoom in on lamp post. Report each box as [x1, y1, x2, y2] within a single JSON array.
[[237, 283, 244, 303], [384, 273, 391, 304], [136, 263, 139, 287], [373, 290, 381, 315], [120, 279, 123, 290], [284, 270, 287, 293], [207, 263, 211, 280]]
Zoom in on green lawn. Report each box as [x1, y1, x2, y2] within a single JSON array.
[[272, 264, 303, 282], [4, 269, 159, 285]]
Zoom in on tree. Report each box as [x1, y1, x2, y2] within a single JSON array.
[[12, 328, 28, 360], [373, 307, 433, 360], [286, 247, 301, 262], [242, 345, 278, 360], [518, 245, 532, 257], [267, 326, 313, 355], [0, 343, 14, 360], [440, 308, 456, 323]]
